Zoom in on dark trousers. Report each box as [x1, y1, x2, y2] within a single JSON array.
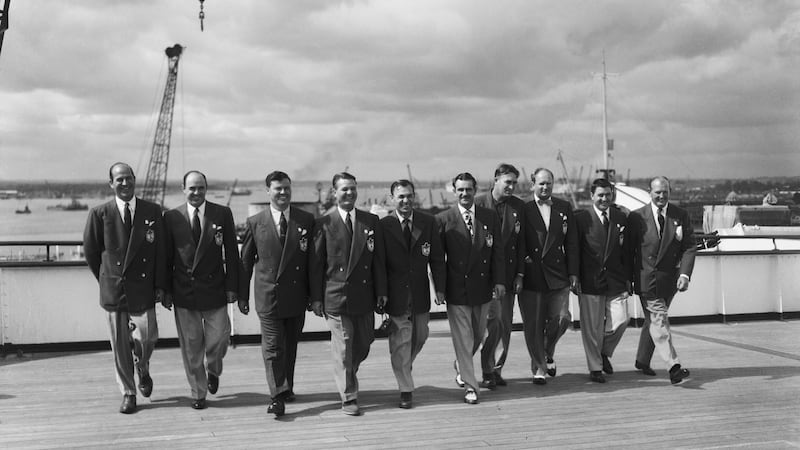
[[258, 312, 305, 399]]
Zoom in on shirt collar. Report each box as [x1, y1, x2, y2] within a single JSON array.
[[115, 196, 136, 218], [270, 204, 289, 223], [457, 204, 475, 217], [395, 210, 413, 223], [188, 201, 206, 217], [592, 204, 608, 221], [651, 202, 668, 216], [534, 194, 552, 206], [338, 207, 354, 223]]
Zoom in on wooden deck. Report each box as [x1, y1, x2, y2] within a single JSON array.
[[2, 319, 799, 449]]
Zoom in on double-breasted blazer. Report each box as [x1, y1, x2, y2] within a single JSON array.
[[379, 211, 446, 316], [163, 201, 240, 311], [310, 209, 387, 316], [474, 193, 526, 289], [520, 197, 579, 292], [630, 203, 696, 300], [83, 198, 167, 313], [240, 206, 315, 318], [435, 205, 505, 306], [574, 206, 632, 296]]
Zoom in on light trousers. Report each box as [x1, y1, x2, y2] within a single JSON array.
[[388, 312, 430, 393], [326, 312, 375, 403], [517, 287, 571, 374], [578, 292, 628, 372], [106, 308, 158, 395], [174, 305, 231, 400], [636, 296, 680, 368], [447, 303, 490, 393], [480, 292, 515, 376]]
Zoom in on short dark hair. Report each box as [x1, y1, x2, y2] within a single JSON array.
[[265, 171, 291, 187], [531, 167, 554, 182], [494, 163, 519, 179], [390, 179, 415, 196], [332, 172, 357, 188], [649, 176, 671, 191], [108, 162, 135, 181], [182, 170, 207, 188], [452, 172, 477, 190], [590, 177, 614, 194]]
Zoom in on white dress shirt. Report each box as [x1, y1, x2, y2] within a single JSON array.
[[115, 196, 137, 222], [188, 201, 207, 234], [534, 195, 551, 231]]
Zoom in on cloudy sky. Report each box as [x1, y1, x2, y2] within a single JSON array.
[[1, 0, 798, 184]]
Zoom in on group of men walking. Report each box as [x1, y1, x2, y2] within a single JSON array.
[[84, 161, 696, 417]]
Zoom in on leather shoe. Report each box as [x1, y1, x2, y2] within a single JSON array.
[[635, 360, 656, 376], [669, 364, 690, 385], [399, 392, 412, 409], [493, 372, 507, 387], [479, 373, 497, 390], [533, 368, 547, 385], [590, 371, 606, 383], [546, 357, 557, 377], [463, 389, 478, 405], [283, 390, 296, 403], [119, 394, 137, 414], [602, 354, 614, 375], [207, 373, 219, 395], [342, 400, 361, 416], [138, 373, 153, 398], [268, 397, 285, 417], [191, 398, 207, 410]]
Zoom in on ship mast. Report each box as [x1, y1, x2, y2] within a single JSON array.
[[596, 51, 616, 181]]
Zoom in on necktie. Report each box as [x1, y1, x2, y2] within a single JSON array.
[[279, 212, 287, 247], [192, 208, 201, 244], [657, 208, 665, 239], [403, 218, 412, 249], [602, 210, 609, 234], [496, 202, 506, 226], [538, 198, 553, 206], [465, 211, 474, 241], [345, 212, 353, 236], [123, 202, 132, 236]]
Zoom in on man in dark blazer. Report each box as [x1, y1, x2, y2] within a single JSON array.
[[240, 171, 314, 417], [436, 172, 505, 405], [573, 178, 633, 383], [518, 168, 579, 384], [162, 171, 241, 410], [475, 163, 525, 389], [630, 176, 696, 385], [83, 162, 166, 414], [310, 172, 387, 416], [379, 179, 446, 409]]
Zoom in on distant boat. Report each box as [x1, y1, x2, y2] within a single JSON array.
[[230, 187, 252, 196], [15, 204, 31, 214], [47, 198, 88, 211]]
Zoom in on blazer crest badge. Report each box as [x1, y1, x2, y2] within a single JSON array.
[[212, 224, 224, 246], [299, 227, 308, 252], [144, 219, 155, 243], [366, 229, 375, 252], [421, 241, 431, 257]]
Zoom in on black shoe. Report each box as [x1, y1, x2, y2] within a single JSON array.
[[493, 372, 507, 387], [283, 390, 296, 403], [119, 394, 137, 414], [399, 392, 413, 409], [635, 360, 657, 376], [268, 398, 285, 417], [138, 373, 153, 398], [207, 373, 219, 395], [602, 354, 614, 375], [479, 373, 497, 390], [546, 356, 557, 377], [191, 398, 207, 410], [590, 371, 606, 383], [669, 364, 690, 385]]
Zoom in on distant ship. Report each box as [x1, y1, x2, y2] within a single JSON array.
[[230, 186, 252, 196], [46, 198, 88, 211], [15, 204, 31, 214]]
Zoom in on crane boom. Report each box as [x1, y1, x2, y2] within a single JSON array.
[[141, 44, 183, 207]]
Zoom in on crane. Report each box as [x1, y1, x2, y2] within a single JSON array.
[[0, 0, 11, 61], [141, 44, 183, 207], [556, 150, 578, 209]]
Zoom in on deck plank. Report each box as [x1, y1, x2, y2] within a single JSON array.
[[2, 320, 799, 449]]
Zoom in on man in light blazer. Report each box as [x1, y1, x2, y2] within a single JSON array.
[[436, 172, 505, 405], [83, 162, 166, 414], [475, 163, 525, 389], [240, 171, 315, 417], [379, 179, 446, 409], [518, 168, 579, 384], [573, 178, 633, 383], [310, 172, 388, 416], [163, 171, 241, 410], [630, 176, 695, 385]]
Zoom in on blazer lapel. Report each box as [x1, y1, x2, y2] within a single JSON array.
[[657, 207, 675, 264], [470, 210, 485, 267], [604, 211, 619, 263], [123, 200, 145, 271], [410, 216, 423, 249], [387, 214, 406, 249], [193, 205, 213, 270], [543, 207, 560, 255], [278, 209, 300, 277], [347, 211, 367, 278]]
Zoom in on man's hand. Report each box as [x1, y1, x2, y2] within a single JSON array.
[[677, 276, 690, 292], [513, 274, 524, 295], [237, 299, 249, 315], [569, 275, 581, 295], [162, 291, 173, 311], [226, 291, 238, 304], [435, 291, 446, 306], [311, 301, 324, 317], [376, 296, 388, 314], [155, 288, 165, 304], [494, 284, 506, 300]]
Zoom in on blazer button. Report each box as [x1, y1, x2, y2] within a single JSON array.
[[363, 280, 367, 284], [296, 266, 300, 270], [141, 273, 146, 278], [142, 258, 147, 262], [535, 248, 539, 252], [483, 259, 487, 264], [275, 282, 279, 286], [187, 269, 192, 274], [339, 267, 344, 272], [116, 261, 121, 266], [480, 272, 485, 277]]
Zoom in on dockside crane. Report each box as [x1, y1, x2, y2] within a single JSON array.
[[0, 0, 11, 61], [141, 44, 184, 208]]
